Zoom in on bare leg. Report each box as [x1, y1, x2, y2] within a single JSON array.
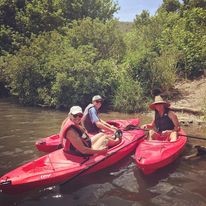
[[91, 133, 120, 149], [170, 131, 177, 142], [148, 130, 157, 140], [105, 135, 121, 147], [90, 132, 105, 144], [91, 135, 108, 150]]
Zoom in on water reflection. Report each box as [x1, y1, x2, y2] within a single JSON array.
[[0, 99, 206, 206]]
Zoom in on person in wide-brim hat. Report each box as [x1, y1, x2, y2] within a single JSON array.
[[142, 95, 180, 142], [149, 95, 170, 110]]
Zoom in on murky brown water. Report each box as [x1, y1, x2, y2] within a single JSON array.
[[0, 99, 206, 206]]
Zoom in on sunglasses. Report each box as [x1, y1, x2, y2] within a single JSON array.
[[73, 113, 83, 118], [96, 100, 103, 103]]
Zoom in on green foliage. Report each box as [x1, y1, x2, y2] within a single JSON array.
[[2, 27, 121, 109], [16, 0, 66, 34], [0, 0, 118, 54], [160, 0, 181, 12], [0, 26, 23, 55], [52, 58, 119, 109], [68, 18, 126, 62], [0, 0, 206, 113], [134, 10, 151, 28], [61, 0, 119, 21], [124, 50, 177, 96], [125, 11, 177, 96], [113, 68, 145, 113], [115, 22, 133, 33], [0, 0, 17, 28], [171, 8, 206, 77], [182, 0, 206, 10]]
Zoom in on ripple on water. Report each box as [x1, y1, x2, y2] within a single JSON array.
[[70, 183, 114, 204], [149, 181, 174, 195], [23, 150, 34, 155], [151, 186, 206, 206], [0, 145, 5, 149], [112, 170, 140, 193], [0, 135, 13, 140], [1, 151, 14, 156], [14, 148, 23, 153]]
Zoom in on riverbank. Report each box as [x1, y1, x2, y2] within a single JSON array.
[[1, 77, 206, 125], [170, 77, 206, 126]]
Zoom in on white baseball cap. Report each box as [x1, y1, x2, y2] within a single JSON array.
[[69, 106, 83, 115]]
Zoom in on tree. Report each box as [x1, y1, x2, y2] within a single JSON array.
[[61, 0, 119, 21], [182, 0, 206, 10], [159, 0, 181, 13], [0, 0, 119, 54], [68, 18, 126, 62], [134, 10, 151, 28]]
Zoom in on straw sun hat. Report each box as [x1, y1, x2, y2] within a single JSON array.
[[149, 96, 170, 110]]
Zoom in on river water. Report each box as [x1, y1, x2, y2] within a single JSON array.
[[0, 99, 206, 206]]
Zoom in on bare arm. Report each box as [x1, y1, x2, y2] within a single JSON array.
[[168, 111, 180, 132], [60, 117, 69, 145], [66, 128, 107, 155], [142, 119, 155, 130], [100, 119, 118, 129], [95, 119, 117, 133]]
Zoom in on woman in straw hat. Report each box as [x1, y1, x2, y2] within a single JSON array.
[[142, 96, 180, 142]]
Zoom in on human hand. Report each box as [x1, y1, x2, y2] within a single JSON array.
[[161, 130, 171, 136], [110, 125, 118, 131], [141, 124, 147, 129]]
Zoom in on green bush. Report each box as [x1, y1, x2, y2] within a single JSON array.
[[112, 67, 145, 113]]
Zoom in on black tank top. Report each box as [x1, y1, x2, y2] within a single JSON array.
[[69, 125, 92, 156], [154, 108, 175, 132]]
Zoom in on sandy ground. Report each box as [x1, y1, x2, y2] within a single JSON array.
[[170, 77, 206, 124], [172, 77, 206, 111]]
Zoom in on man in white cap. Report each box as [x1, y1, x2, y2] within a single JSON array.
[[82, 95, 118, 134], [142, 95, 180, 142]]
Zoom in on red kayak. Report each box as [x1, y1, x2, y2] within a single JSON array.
[[135, 129, 187, 175], [0, 129, 145, 194], [35, 119, 139, 153]]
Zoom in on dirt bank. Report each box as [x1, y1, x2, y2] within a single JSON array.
[[170, 77, 206, 126]]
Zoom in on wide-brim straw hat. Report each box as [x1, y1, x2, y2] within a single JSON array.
[[149, 95, 170, 110]]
